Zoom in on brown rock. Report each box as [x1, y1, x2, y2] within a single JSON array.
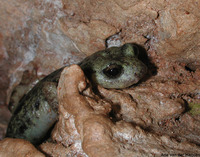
[[60, 0, 158, 53], [153, 0, 200, 62], [0, 0, 200, 156], [0, 138, 45, 157], [0, 0, 85, 106], [61, 0, 200, 63], [1, 0, 200, 106], [60, 19, 117, 55], [40, 65, 200, 156]]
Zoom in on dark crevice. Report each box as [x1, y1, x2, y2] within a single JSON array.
[[185, 65, 196, 72], [109, 104, 122, 123]]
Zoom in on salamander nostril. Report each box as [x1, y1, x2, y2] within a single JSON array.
[[103, 64, 123, 78]]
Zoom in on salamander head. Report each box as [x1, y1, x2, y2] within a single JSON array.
[[80, 43, 147, 89]]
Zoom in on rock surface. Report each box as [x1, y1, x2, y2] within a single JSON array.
[[0, 0, 86, 107], [0, 0, 200, 156], [0, 138, 45, 157], [41, 65, 200, 156], [1, 63, 200, 156], [1, 0, 200, 107]]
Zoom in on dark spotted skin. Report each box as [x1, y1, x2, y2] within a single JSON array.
[[6, 68, 62, 144], [6, 43, 147, 145]]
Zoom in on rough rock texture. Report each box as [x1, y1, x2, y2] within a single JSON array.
[[61, 0, 200, 61], [0, 0, 200, 156], [0, 0, 86, 106], [0, 106, 11, 140], [1, 0, 200, 107], [1, 63, 200, 156], [39, 65, 200, 156], [0, 138, 45, 157]]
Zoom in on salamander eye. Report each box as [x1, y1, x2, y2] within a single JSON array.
[[103, 64, 123, 78]]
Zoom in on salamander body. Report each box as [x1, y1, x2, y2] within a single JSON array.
[[6, 43, 147, 144]]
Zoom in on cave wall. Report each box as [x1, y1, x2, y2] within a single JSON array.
[[1, 0, 200, 106], [0, 0, 200, 140]]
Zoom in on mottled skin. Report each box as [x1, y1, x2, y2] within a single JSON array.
[[6, 43, 147, 145]]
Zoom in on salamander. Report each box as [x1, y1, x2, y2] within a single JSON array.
[[6, 43, 147, 145]]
